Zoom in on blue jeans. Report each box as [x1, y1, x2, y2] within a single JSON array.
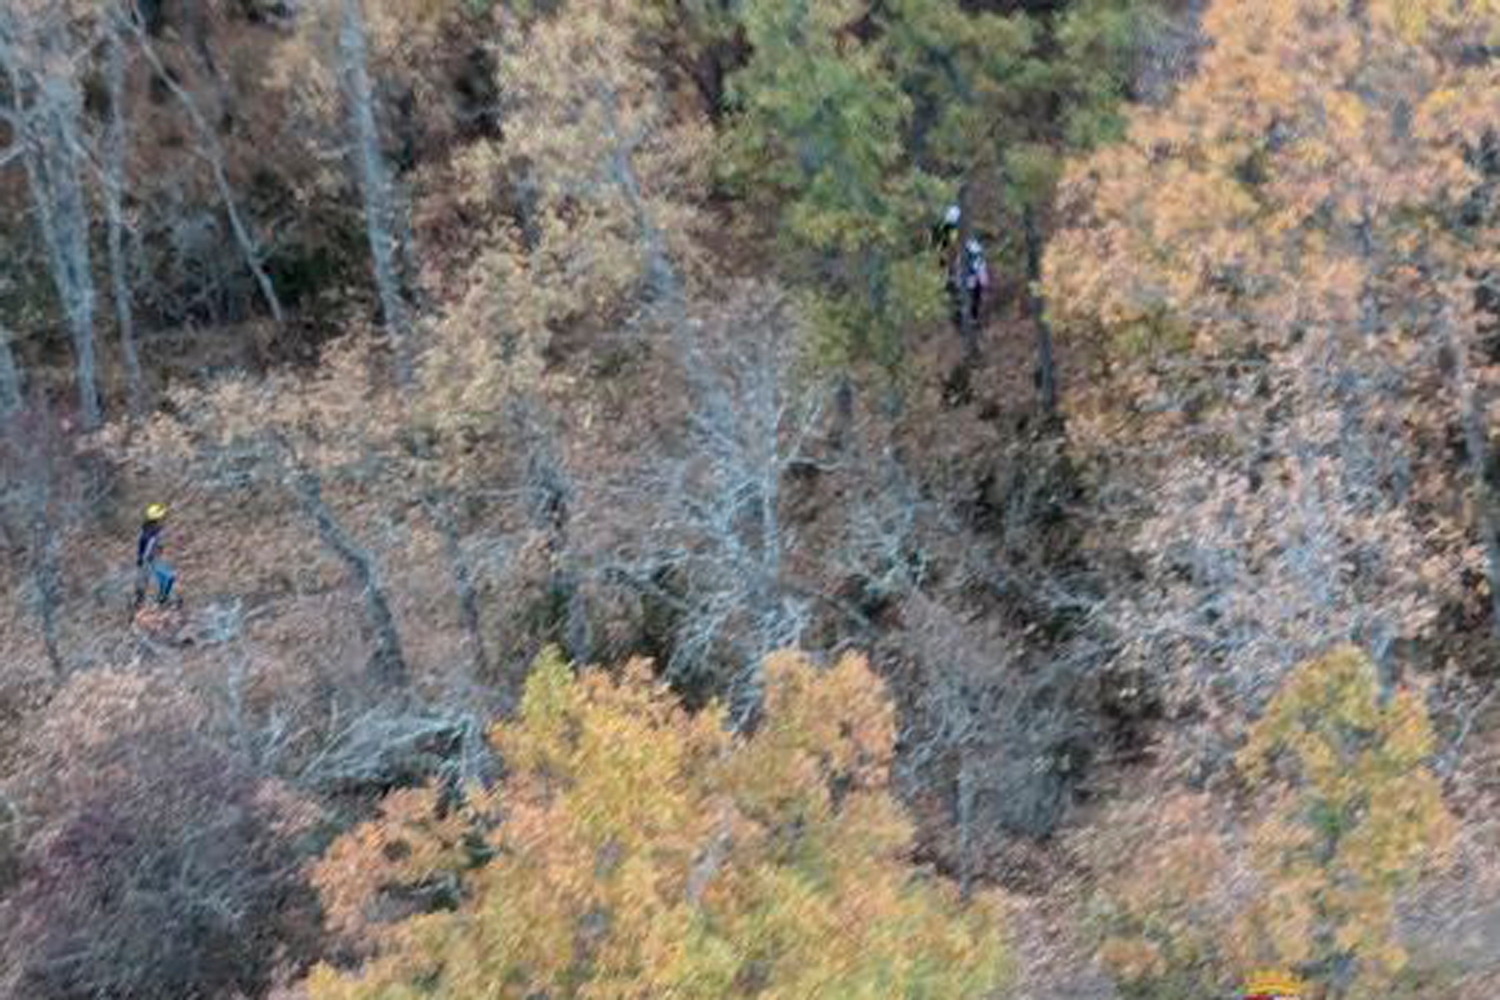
[[149, 561, 175, 603]]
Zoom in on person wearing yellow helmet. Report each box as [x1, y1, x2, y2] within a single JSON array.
[[134, 503, 177, 608]]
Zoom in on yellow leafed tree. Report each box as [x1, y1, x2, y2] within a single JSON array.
[[304, 649, 1008, 998], [1228, 647, 1456, 994], [418, 0, 712, 435], [1093, 647, 1455, 998]]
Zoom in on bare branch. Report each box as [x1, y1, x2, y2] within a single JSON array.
[[123, 3, 284, 324]]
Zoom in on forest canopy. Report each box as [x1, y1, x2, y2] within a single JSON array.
[[3, 0, 1499, 998]]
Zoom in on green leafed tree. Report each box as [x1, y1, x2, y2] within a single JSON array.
[[304, 648, 1009, 998], [880, 0, 1148, 194], [723, 0, 1156, 390], [724, 0, 946, 378]]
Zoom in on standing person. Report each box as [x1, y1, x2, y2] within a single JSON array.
[[933, 204, 961, 269], [935, 205, 964, 321], [962, 238, 990, 327], [935, 205, 962, 308], [134, 503, 177, 608]]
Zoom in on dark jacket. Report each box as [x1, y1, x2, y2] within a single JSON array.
[[136, 522, 163, 567], [932, 220, 958, 256]]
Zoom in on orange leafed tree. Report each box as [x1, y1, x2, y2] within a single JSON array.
[[1043, 0, 1500, 726], [304, 648, 1009, 998]]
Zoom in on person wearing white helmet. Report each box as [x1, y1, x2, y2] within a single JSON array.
[[933, 203, 961, 269]]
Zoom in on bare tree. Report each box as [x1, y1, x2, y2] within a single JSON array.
[[0, 8, 102, 428], [132, 361, 412, 691], [1023, 206, 1058, 417], [339, 0, 415, 386], [125, 4, 284, 325], [102, 12, 145, 415], [24, 480, 65, 679], [493, 0, 702, 325], [0, 399, 74, 678], [599, 285, 827, 723], [288, 458, 407, 689], [420, 490, 488, 678], [510, 400, 590, 665], [1096, 318, 1440, 752], [0, 320, 20, 419], [1439, 296, 1500, 638], [596, 76, 682, 310]]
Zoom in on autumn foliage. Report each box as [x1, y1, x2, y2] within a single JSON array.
[[0, 670, 319, 1000], [1043, 0, 1500, 776], [1093, 647, 1454, 998], [10, 0, 1500, 996], [305, 649, 1008, 998]]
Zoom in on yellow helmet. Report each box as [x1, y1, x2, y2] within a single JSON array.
[[144, 503, 168, 522]]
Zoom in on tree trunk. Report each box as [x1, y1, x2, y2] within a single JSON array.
[[1023, 206, 1058, 418], [564, 572, 590, 664], [830, 373, 854, 451], [43, 90, 102, 430], [1441, 303, 1500, 639], [0, 323, 20, 419], [422, 491, 488, 678], [105, 24, 145, 416], [31, 501, 65, 678], [127, 12, 284, 324], [0, 385, 63, 673], [340, 0, 414, 386], [5, 36, 103, 428], [291, 466, 408, 688], [685, 821, 733, 905], [598, 81, 681, 309]]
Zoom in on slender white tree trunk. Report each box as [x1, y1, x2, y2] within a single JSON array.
[[104, 21, 145, 415], [340, 0, 414, 386], [2, 23, 104, 428], [956, 753, 977, 901], [30, 490, 65, 677], [0, 322, 21, 419], [40, 84, 101, 429], [422, 491, 488, 678]]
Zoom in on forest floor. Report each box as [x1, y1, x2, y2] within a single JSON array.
[[1005, 894, 1119, 1000], [14, 283, 1500, 996]]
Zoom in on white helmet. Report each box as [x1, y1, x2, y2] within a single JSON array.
[[965, 237, 982, 255], [944, 204, 961, 225]]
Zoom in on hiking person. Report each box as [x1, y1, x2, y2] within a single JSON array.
[[134, 503, 177, 608], [961, 237, 990, 326], [932, 204, 961, 271]]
